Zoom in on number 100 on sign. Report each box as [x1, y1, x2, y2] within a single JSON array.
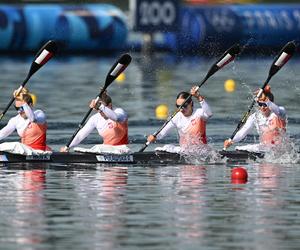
[[131, 0, 179, 32]]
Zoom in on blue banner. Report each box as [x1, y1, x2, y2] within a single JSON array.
[[0, 4, 128, 51], [161, 4, 300, 52]]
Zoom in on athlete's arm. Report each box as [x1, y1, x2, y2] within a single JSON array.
[[232, 114, 255, 143], [0, 118, 17, 140], [191, 86, 212, 119], [266, 101, 286, 119], [23, 103, 35, 122], [99, 105, 127, 122], [156, 119, 176, 140], [69, 116, 97, 148], [23, 103, 46, 124], [147, 116, 177, 143], [200, 99, 213, 119]]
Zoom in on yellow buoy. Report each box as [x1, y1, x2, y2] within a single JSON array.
[[29, 93, 37, 105], [116, 73, 126, 83], [224, 79, 236, 93], [155, 104, 169, 120]]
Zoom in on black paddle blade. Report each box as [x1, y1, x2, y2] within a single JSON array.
[[205, 44, 241, 79], [0, 40, 57, 122], [268, 41, 296, 78], [104, 54, 132, 88], [27, 40, 58, 81]]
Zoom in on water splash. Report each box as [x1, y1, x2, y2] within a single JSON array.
[[252, 104, 300, 163], [262, 136, 300, 164], [180, 144, 224, 164]]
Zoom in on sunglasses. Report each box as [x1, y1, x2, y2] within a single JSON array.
[[14, 105, 24, 113], [176, 101, 191, 109], [257, 102, 267, 107]]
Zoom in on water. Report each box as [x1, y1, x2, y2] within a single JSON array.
[[0, 53, 300, 249]]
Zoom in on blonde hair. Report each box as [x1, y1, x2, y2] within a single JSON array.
[[15, 87, 29, 101], [19, 87, 29, 94]]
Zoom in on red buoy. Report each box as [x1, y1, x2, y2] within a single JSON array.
[[231, 167, 248, 183]]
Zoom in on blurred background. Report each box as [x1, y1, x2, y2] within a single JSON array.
[[2, 1, 300, 5], [0, 0, 300, 53]]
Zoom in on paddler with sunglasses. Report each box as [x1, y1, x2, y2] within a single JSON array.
[[147, 86, 212, 149], [0, 88, 50, 151], [223, 85, 287, 152]]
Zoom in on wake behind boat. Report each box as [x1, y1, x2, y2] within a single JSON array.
[[0, 150, 264, 165]]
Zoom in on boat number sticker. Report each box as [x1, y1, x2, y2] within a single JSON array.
[[26, 155, 51, 161], [96, 155, 134, 162], [0, 155, 8, 162]]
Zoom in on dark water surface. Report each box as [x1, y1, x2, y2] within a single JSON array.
[[0, 54, 300, 249]]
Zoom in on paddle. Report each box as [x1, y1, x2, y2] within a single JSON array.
[[139, 43, 241, 152], [64, 53, 132, 149], [0, 40, 57, 121], [224, 41, 296, 149]]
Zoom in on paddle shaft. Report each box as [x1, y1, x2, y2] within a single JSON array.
[[65, 88, 107, 148], [139, 77, 208, 152]]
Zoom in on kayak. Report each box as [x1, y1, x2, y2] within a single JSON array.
[[0, 150, 264, 164]]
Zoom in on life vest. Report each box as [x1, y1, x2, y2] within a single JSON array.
[[101, 120, 128, 145], [21, 122, 49, 150], [179, 118, 207, 146], [260, 114, 286, 145]]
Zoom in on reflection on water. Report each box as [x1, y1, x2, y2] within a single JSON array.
[[0, 164, 299, 248], [173, 166, 207, 240], [70, 166, 128, 250], [4, 169, 46, 247], [250, 163, 300, 249]]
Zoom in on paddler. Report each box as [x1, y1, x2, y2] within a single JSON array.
[[60, 90, 128, 152], [0, 88, 51, 151], [223, 85, 287, 151], [146, 86, 212, 149]]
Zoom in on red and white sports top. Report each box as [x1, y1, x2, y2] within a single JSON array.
[[21, 123, 48, 150], [69, 105, 128, 148], [232, 100, 286, 145], [156, 100, 212, 146], [0, 104, 49, 150]]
